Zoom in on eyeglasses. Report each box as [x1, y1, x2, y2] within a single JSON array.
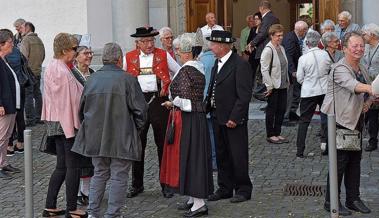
[[80, 51, 94, 56], [163, 36, 174, 40]]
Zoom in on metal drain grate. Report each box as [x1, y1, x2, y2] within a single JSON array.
[[283, 184, 325, 197]]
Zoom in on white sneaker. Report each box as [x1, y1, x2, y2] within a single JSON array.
[[320, 143, 327, 151]]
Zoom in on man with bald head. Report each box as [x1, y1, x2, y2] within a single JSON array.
[[200, 12, 224, 43], [282, 20, 308, 123]]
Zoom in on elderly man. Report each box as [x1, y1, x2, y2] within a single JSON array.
[[20, 22, 45, 127], [200, 12, 224, 43], [72, 43, 148, 218], [124, 26, 180, 198], [295, 31, 330, 158], [335, 11, 360, 40], [240, 15, 255, 56], [362, 23, 379, 152], [13, 18, 25, 46], [159, 27, 175, 61], [206, 30, 253, 203], [282, 20, 308, 124]]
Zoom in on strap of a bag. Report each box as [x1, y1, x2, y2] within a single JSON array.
[[267, 46, 274, 76]]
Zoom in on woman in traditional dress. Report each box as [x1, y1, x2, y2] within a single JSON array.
[[160, 33, 213, 217]]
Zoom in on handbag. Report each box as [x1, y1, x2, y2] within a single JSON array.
[[166, 107, 176, 145], [39, 132, 57, 155], [336, 128, 361, 151], [253, 46, 274, 101]]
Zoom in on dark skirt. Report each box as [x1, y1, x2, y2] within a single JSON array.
[[160, 110, 214, 198]]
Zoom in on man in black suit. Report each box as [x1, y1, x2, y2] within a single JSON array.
[[206, 30, 253, 203], [282, 21, 308, 122]]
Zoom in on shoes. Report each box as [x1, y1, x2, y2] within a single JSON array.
[[208, 191, 233, 201], [320, 143, 327, 151], [2, 164, 21, 173], [127, 186, 144, 198], [0, 169, 12, 180], [345, 199, 371, 214], [162, 190, 174, 198], [42, 209, 66, 217], [177, 202, 194, 210], [296, 154, 304, 158], [321, 150, 328, 156], [266, 137, 282, 144], [183, 205, 208, 217], [14, 146, 24, 154], [6, 149, 15, 157], [77, 192, 89, 206], [364, 144, 377, 152], [230, 195, 250, 203], [324, 201, 352, 216], [66, 211, 88, 218], [278, 137, 289, 143]]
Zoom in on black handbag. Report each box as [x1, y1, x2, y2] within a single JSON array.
[[166, 108, 176, 145], [253, 46, 274, 101], [39, 132, 57, 155]]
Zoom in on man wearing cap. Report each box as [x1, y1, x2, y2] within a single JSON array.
[[124, 26, 180, 198], [206, 30, 253, 203]]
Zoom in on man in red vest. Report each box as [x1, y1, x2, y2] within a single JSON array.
[[124, 26, 180, 198]]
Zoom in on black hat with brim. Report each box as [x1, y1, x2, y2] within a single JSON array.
[[131, 27, 159, 37], [206, 30, 236, 43]]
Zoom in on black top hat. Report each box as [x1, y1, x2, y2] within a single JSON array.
[[130, 27, 159, 38], [206, 30, 236, 43]]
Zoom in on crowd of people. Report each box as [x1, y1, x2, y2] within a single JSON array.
[[1, 0, 379, 217]]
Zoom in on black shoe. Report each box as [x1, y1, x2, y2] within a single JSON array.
[[127, 186, 144, 198], [0, 170, 12, 180], [183, 205, 208, 217], [14, 146, 24, 154], [66, 211, 88, 218], [346, 199, 371, 214], [2, 164, 21, 173], [296, 154, 304, 158], [324, 201, 352, 216], [177, 202, 194, 210], [6, 149, 15, 157], [208, 191, 233, 201], [364, 144, 378, 152], [162, 189, 174, 198], [230, 194, 250, 203], [77, 192, 89, 206], [321, 150, 328, 156], [42, 209, 66, 217]]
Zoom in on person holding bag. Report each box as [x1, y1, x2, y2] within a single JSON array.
[[321, 31, 372, 216], [260, 24, 290, 144]]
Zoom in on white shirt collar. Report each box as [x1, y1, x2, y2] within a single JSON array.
[[220, 50, 232, 64], [262, 11, 270, 18]]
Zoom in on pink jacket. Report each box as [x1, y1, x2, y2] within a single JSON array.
[[41, 58, 83, 138]]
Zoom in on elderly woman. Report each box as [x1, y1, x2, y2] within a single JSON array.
[[361, 23, 379, 152], [335, 11, 360, 40], [295, 31, 330, 158], [319, 19, 336, 49], [0, 29, 21, 179], [321, 32, 372, 216], [160, 33, 213, 217], [41, 33, 87, 218], [261, 24, 289, 144], [159, 27, 176, 60], [247, 12, 262, 83]]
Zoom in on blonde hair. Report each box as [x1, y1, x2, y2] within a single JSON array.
[[53, 33, 78, 58], [269, 24, 284, 36]]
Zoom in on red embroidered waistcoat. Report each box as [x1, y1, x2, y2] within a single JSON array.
[[125, 48, 171, 96]]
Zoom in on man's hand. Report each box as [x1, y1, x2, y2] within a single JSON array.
[[264, 89, 272, 97], [0, 107, 4, 116], [161, 101, 173, 110], [226, 120, 237, 128], [291, 72, 297, 78]]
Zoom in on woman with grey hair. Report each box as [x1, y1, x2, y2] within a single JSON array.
[[362, 23, 379, 152], [295, 31, 330, 158], [320, 19, 335, 33], [160, 33, 213, 217], [159, 27, 176, 60]]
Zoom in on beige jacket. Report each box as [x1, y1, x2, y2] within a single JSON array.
[[321, 58, 371, 130], [20, 32, 45, 76]]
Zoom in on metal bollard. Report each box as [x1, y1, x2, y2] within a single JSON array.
[[327, 115, 339, 218], [24, 129, 33, 218]]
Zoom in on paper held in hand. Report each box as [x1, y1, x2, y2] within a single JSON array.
[[137, 74, 158, 93]]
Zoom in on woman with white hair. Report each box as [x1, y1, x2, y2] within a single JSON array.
[[160, 33, 213, 217], [335, 11, 360, 40], [295, 31, 330, 158], [159, 27, 176, 60], [362, 23, 379, 152]]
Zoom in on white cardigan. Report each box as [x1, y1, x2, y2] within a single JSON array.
[[260, 41, 289, 90]]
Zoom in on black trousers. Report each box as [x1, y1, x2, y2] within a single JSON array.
[[45, 136, 81, 211], [367, 109, 379, 146], [11, 88, 26, 143], [266, 88, 287, 137], [248, 57, 260, 89], [325, 150, 362, 203], [131, 93, 169, 190], [296, 95, 325, 156], [211, 115, 252, 199], [285, 79, 301, 119], [25, 75, 42, 124]]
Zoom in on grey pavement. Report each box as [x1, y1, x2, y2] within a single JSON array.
[[1, 101, 379, 217]]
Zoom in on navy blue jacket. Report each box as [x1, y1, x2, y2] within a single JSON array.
[[0, 57, 17, 114]]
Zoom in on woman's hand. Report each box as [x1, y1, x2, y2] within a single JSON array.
[[264, 89, 272, 97], [0, 107, 5, 116], [161, 101, 173, 110], [363, 100, 372, 113]]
